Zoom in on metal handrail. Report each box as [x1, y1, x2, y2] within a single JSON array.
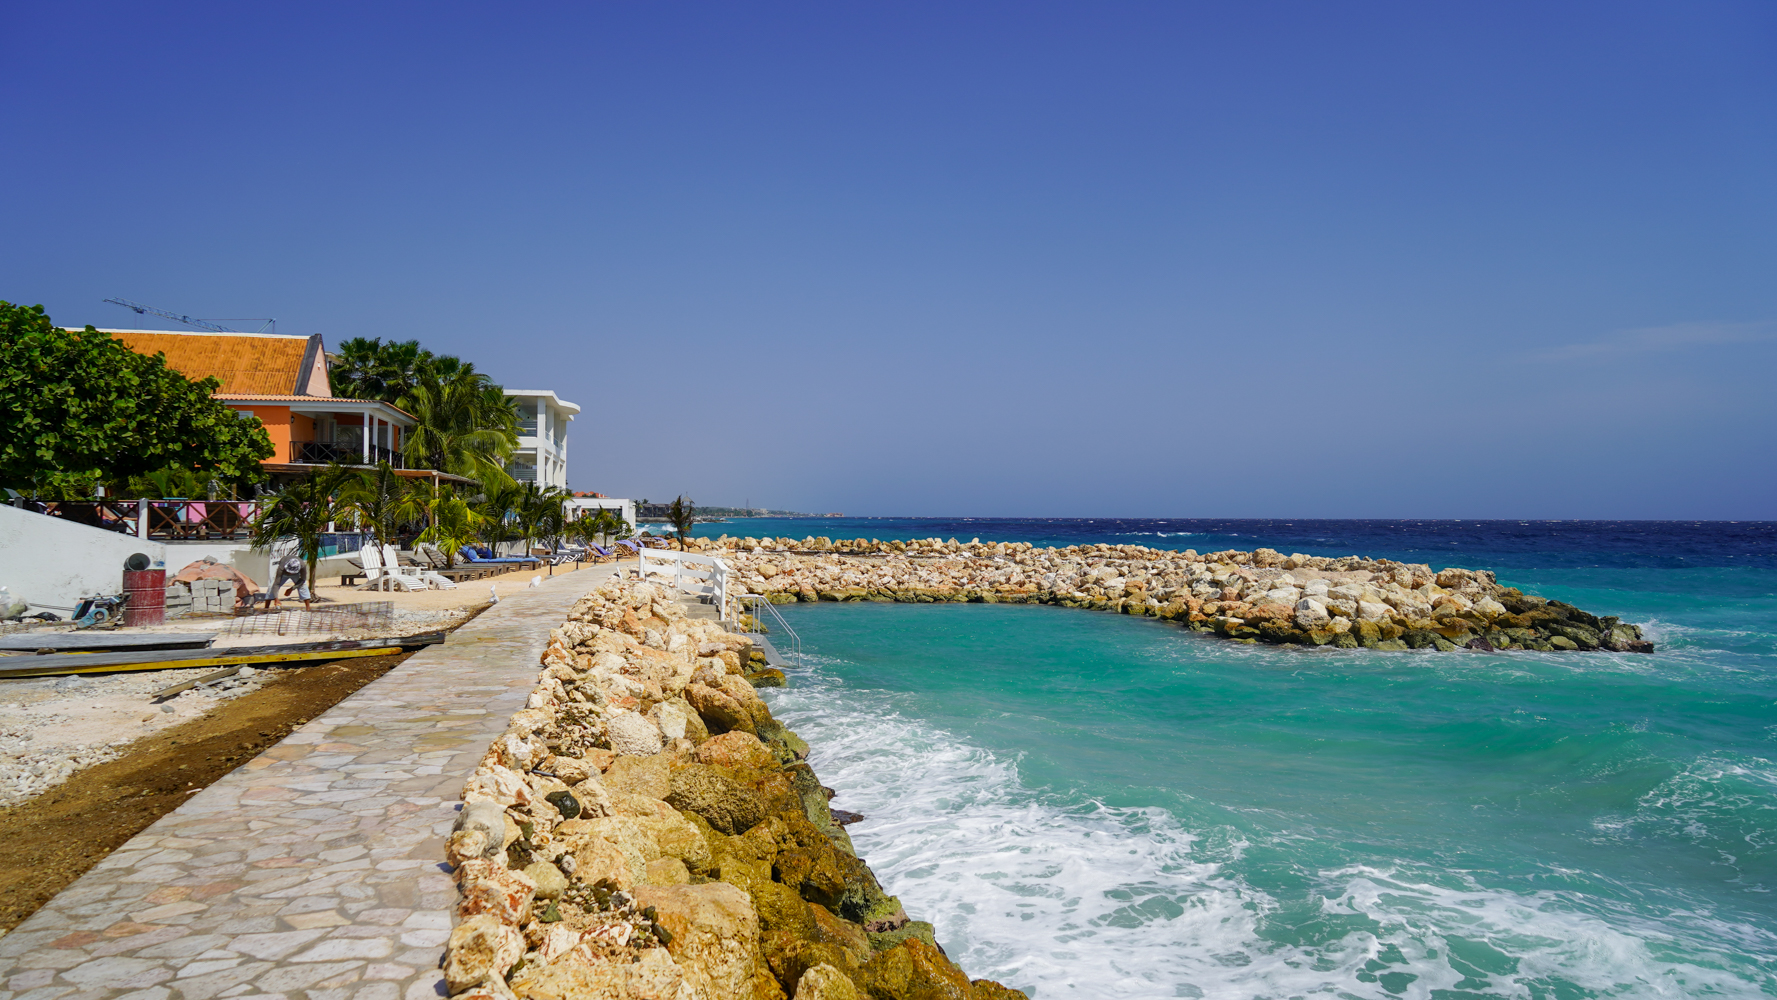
[[737, 594, 802, 669]]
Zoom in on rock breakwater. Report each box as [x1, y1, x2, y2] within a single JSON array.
[[442, 576, 1026, 1000], [680, 535, 1653, 653]]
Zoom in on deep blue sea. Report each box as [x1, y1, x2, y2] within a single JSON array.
[[702, 519, 1777, 998]]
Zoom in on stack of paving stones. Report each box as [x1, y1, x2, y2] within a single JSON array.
[[187, 581, 236, 617], [0, 570, 607, 1000]]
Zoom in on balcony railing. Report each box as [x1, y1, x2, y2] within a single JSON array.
[[291, 441, 405, 468], [15, 501, 382, 547], [18, 500, 263, 541]]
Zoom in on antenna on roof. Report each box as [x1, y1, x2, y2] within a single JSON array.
[[102, 297, 276, 334]]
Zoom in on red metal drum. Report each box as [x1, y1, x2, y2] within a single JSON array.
[[122, 568, 167, 627]]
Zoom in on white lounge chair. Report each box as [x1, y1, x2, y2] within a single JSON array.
[[358, 544, 423, 592], [386, 544, 457, 590]]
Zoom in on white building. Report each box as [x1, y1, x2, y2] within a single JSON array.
[[503, 389, 580, 489], [566, 497, 636, 529]]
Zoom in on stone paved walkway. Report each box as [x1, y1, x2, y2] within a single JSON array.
[[0, 567, 613, 1000]]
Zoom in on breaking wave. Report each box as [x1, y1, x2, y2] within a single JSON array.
[[764, 665, 1777, 999]]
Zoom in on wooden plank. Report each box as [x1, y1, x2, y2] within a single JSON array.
[[0, 633, 218, 654], [0, 632, 445, 678]]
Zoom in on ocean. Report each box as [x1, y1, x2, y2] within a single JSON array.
[[702, 518, 1777, 998]]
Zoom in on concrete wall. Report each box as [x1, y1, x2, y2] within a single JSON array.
[[0, 505, 167, 612]]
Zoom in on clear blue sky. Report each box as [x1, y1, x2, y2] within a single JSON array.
[[5, 2, 1774, 518]]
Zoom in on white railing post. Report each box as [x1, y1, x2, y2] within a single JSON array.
[[137, 499, 149, 538]]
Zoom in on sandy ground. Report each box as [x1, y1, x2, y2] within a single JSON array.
[[0, 667, 263, 806]]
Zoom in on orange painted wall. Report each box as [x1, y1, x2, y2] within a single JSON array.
[[232, 405, 298, 463]]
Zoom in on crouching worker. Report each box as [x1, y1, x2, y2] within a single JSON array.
[[265, 555, 313, 610]]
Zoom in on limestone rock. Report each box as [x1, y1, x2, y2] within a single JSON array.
[[457, 861, 538, 925], [714, 674, 775, 729], [632, 882, 761, 1000], [667, 763, 769, 835], [608, 711, 667, 757], [568, 777, 616, 818], [795, 963, 862, 1000], [686, 683, 756, 735], [1356, 600, 1393, 622], [544, 755, 594, 785], [442, 913, 524, 994], [508, 945, 686, 1000], [854, 937, 973, 1000], [556, 818, 645, 889], [650, 700, 694, 743], [646, 857, 693, 885], [523, 860, 569, 899], [1294, 598, 1330, 630], [695, 731, 778, 771], [605, 753, 674, 799], [464, 764, 535, 807]]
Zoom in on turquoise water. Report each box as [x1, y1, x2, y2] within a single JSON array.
[[752, 523, 1777, 998]]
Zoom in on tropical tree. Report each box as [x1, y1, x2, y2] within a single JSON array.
[[0, 302, 273, 491], [517, 484, 569, 559], [474, 482, 524, 556], [130, 466, 213, 500], [596, 507, 634, 546], [329, 337, 496, 404], [250, 465, 356, 591], [418, 492, 484, 568], [565, 506, 630, 553], [398, 364, 519, 486], [667, 495, 696, 550], [339, 462, 416, 548]]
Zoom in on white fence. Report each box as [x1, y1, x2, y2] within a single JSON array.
[[638, 548, 731, 621]]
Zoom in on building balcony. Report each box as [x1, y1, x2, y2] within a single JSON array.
[[292, 441, 406, 468]]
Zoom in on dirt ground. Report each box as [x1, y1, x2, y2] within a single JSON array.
[[0, 652, 412, 933]]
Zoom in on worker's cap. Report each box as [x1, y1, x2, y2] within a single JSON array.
[[282, 556, 304, 573]]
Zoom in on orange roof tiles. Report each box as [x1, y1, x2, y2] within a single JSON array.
[[102, 330, 332, 397]]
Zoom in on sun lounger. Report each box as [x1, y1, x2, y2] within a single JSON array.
[[458, 548, 542, 570], [416, 544, 493, 581], [384, 545, 456, 590], [358, 544, 423, 592]]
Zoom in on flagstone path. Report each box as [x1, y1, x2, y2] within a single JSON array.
[[0, 566, 614, 1000]]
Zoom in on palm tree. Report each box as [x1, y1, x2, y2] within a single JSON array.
[[339, 462, 415, 548], [667, 495, 696, 550], [418, 492, 483, 568], [331, 338, 434, 403], [250, 465, 355, 591], [566, 506, 630, 554], [595, 506, 633, 547], [398, 365, 519, 486], [516, 484, 569, 560], [475, 482, 524, 556]]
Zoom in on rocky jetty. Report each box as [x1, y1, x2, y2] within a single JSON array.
[[681, 535, 1653, 653], [442, 576, 1026, 1000]]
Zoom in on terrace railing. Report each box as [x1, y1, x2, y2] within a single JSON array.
[[638, 548, 731, 622], [17, 499, 266, 542], [291, 442, 406, 468]]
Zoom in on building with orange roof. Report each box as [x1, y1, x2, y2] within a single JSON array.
[[98, 329, 462, 486]]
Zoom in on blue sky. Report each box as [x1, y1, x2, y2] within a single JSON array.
[[5, 2, 1774, 517]]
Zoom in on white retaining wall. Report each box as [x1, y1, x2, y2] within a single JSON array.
[[0, 504, 167, 612]]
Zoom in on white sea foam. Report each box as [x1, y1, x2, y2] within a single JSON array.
[[766, 667, 1777, 999]]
